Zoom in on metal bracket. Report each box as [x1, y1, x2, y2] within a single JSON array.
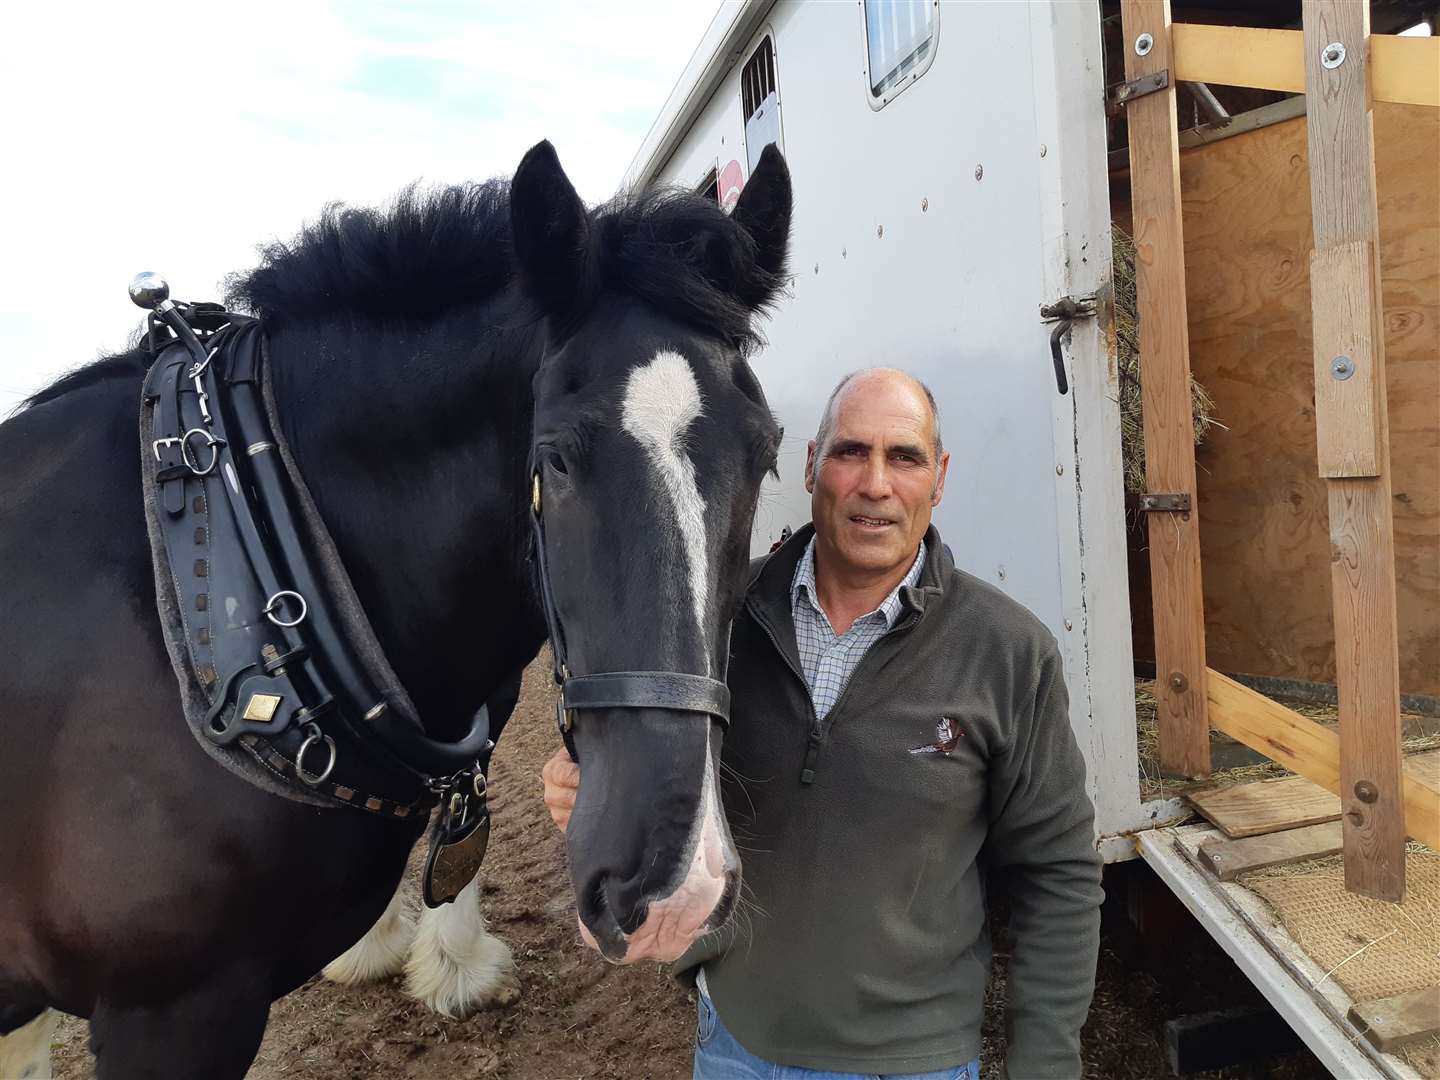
[[1040, 296, 1097, 322], [1107, 69, 1170, 113], [1127, 492, 1192, 513]]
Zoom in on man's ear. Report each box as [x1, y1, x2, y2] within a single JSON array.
[[804, 439, 818, 494], [931, 449, 951, 506], [730, 144, 792, 306], [511, 140, 589, 316]]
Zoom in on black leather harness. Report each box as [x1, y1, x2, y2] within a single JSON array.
[[140, 301, 492, 904]]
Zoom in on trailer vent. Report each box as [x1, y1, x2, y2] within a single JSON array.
[[698, 167, 718, 206], [864, 0, 937, 103], [741, 35, 782, 173]]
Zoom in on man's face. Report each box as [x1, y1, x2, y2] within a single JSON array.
[[805, 375, 949, 579]]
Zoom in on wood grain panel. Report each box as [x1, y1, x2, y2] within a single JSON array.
[[1171, 107, 1438, 698], [1122, 0, 1211, 778]]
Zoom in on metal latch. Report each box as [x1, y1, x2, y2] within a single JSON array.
[[1106, 69, 1170, 114], [1040, 295, 1097, 396], [1126, 492, 1191, 513]]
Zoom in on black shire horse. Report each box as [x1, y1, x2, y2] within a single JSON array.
[[0, 141, 790, 1078]]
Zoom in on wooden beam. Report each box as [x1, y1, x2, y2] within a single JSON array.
[[1304, 0, 1407, 902], [1122, 0, 1211, 778], [1172, 24, 1440, 107], [1206, 671, 1438, 851], [1348, 986, 1440, 1053], [1198, 822, 1344, 882]]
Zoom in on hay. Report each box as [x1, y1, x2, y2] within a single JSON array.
[[1113, 226, 1223, 494]]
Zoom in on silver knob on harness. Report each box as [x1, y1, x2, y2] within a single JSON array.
[[128, 272, 170, 310]]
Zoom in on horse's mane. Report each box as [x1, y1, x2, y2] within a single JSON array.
[[20, 175, 781, 412], [231, 179, 781, 352]]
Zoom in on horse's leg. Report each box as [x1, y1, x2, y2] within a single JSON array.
[[88, 969, 269, 1080], [404, 875, 517, 1017], [322, 878, 415, 986], [0, 1007, 58, 1079]]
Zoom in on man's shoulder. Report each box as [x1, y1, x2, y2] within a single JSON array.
[[937, 564, 1060, 662]]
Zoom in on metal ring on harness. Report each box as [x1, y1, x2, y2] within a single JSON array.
[[263, 589, 308, 628], [295, 722, 337, 786], [180, 427, 223, 476]]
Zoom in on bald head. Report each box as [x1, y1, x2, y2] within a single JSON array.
[[813, 368, 943, 479]]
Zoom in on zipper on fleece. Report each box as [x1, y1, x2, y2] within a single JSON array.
[[747, 598, 924, 785]]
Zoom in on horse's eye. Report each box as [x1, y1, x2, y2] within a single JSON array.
[[542, 449, 569, 476]]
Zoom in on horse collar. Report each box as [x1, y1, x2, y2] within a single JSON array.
[[138, 296, 492, 875]]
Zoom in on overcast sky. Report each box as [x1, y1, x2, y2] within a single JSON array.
[[0, 0, 721, 414]]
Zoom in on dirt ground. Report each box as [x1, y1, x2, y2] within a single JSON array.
[[50, 659, 1332, 1080]]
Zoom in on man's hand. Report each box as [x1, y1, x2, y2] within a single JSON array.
[[541, 748, 579, 832]]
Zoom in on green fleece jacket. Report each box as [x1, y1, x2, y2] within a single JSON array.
[[677, 525, 1103, 1078]]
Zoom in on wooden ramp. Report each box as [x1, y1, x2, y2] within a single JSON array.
[[1139, 824, 1431, 1080]]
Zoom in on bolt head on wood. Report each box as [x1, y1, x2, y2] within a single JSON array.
[[1321, 41, 1346, 69], [1354, 780, 1379, 804], [1168, 671, 1188, 693], [1135, 32, 1153, 56]]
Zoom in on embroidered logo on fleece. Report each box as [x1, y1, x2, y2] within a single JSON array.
[[908, 716, 963, 756]]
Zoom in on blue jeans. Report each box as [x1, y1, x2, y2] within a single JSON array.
[[693, 991, 981, 1080]]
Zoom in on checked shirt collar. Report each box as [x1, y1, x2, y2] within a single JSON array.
[[790, 538, 926, 721]]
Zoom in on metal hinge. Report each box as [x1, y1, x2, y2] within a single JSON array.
[[1106, 69, 1170, 114], [1040, 296, 1098, 395]]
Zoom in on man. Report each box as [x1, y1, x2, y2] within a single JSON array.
[[544, 368, 1103, 1079]]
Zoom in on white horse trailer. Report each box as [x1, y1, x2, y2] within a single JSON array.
[[627, 0, 1168, 853], [626, 3, 1440, 1077]]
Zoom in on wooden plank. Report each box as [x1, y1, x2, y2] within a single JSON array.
[[1167, 101, 1440, 699], [1172, 24, 1440, 107], [1373, 35, 1440, 110], [1122, 0, 1211, 778], [1408, 748, 1440, 788], [1207, 670, 1439, 851], [1310, 241, 1383, 476], [1198, 822, 1343, 881], [1188, 775, 1340, 838], [1305, 0, 1407, 902], [1348, 985, 1440, 1053], [1174, 24, 1305, 95]]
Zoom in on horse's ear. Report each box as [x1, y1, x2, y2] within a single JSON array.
[[511, 140, 589, 315], [731, 144, 792, 286]]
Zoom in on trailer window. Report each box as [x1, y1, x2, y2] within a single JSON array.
[[741, 34, 782, 173], [863, 0, 937, 106]]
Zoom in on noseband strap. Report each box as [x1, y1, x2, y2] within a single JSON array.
[[530, 469, 730, 761], [561, 671, 731, 717]]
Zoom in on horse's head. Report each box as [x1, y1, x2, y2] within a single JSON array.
[[512, 142, 789, 962]]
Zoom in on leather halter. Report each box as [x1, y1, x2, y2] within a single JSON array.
[[529, 470, 731, 761]]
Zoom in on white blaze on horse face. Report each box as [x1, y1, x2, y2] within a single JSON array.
[[620, 350, 710, 669]]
